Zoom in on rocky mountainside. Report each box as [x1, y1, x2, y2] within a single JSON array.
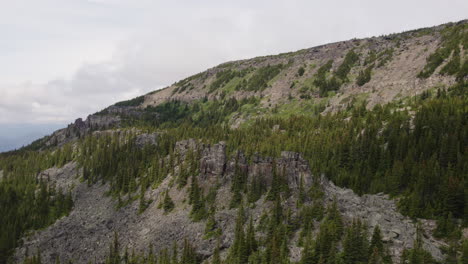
[[1, 20, 467, 264], [14, 140, 447, 263], [35, 20, 466, 148]]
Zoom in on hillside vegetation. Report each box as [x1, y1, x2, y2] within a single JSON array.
[[0, 20, 467, 264]]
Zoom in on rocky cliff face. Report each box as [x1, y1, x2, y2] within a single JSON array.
[[40, 114, 122, 148], [15, 139, 446, 263]]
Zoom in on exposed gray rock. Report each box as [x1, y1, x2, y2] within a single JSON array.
[[135, 133, 158, 148], [14, 141, 447, 263], [44, 114, 121, 148], [278, 151, 312, 189], [104, 106, 145, 118], [86, 115, 121, 130], [38, 162, 80, 191], [175, 139, 198, 156], [321, 176, 446, 261], [200, 141, 227, 182], [246, 153, 274, 186], [226, 150, 312, 191], [14, 161, 238, 264]]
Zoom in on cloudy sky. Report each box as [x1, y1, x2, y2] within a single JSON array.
[[0, 0, 466, 149]]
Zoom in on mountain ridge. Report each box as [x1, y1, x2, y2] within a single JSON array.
[[1, 19, 467, 264], [23, 19, 465, 151]]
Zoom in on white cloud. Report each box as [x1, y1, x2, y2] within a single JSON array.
[[0, 0, 467, 125]]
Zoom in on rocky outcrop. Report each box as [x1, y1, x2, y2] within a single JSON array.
[[37, 162, 80, 191], [200, 142, 227, 182], [102, 105, 145, 118], [43, 114, 121, 148], [38, 104, 160, 150], [197, 142, 313, 193], [135, 133, 158, 148], [86, 115, 121, 130], [277, 151, 313, 189], [321, 177, 445, 261], [175, 139, 198, 154], [15, 140, 446, 263], [179, 141, 445, 262], [245, 154, 275, 185]]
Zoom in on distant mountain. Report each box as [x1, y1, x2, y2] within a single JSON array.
[[0, 123, 64, 152]]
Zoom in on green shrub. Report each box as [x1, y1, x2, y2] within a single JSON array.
[[317, 60, 333, 75], [298, 66, 305, 76], [162, 191, 175, 213], [418, 47, 451, 78], [335, 50, 360, 81], [312, 60, 342, 97], [440, 48, 461, 76], [356, 65, 373, 86], [457, 60, 468, 81]]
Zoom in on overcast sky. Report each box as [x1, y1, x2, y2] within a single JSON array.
[[0, 0, 467, 127]]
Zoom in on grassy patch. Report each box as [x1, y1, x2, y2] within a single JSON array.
[[268, 99, 327, 119], [222, 76, 243, 95]]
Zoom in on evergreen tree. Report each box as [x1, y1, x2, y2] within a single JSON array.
[[300, 233, 315, 264], [171, 241, 178, 264], [400, 225, 437, 264], [181, 238, 198, 264], [368, 248, 383, 264], [162, 190, 175, 213], [107, 232, 120, 264], [204, 206, 220, 238], [228, 204, 248, 264], [245, 217, 258, 256], [342, 220, 369, 264], [369, 225, 383, 257], [189, 174, 206, 221], [211, 240, 221, 264], [461, 240, 468, 264], [138, 177, 148, 213], [325, 200, 344, 241]]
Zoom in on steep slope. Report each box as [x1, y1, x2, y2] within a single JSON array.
[[34, 20, 466, 148], [14, 142, 447, 263], [1, 20, 467, 264]]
